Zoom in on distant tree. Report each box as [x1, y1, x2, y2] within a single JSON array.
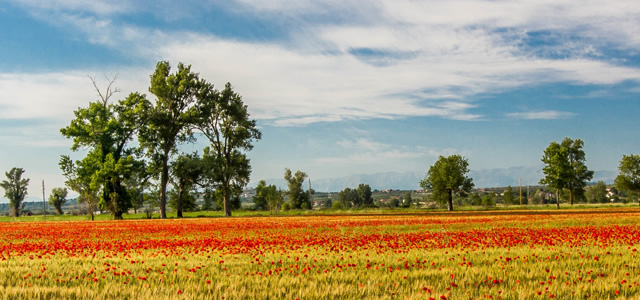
[[615, 154, 640, 206], [48, 187, 68, 215], [323, 198, 332, 209], [389, 198, 400, 208], [586, 181, 608, 204], [265, 186, 283, 214], [0, 168, 30, 217], [503, 186, 514, 206], [201, 188, 216, 211], [168, 188, 198, 213], [482, 193, 495, 207], [253, 180, 269, 210], [170, 153, 204, 218], [469, 193, 482, 206], [332, 201, 344, 210], [403, 191, 412, 207], [356, 184, 373, 206], [540, 138, 593, 208], [338, 187, 358, 208], [284, 169, 310, 209], [420, 155, 474, 211]]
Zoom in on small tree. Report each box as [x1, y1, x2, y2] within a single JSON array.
[[48, 187, 68, 215], [402, 191, 412, 207], [586, 181, 608, 204], [482, 193, 496, 207], [0, 168, 30, 217], [170, 153, 204, 218], [284, 169, 309, 209], [253, 180, 269, 210], [540, 138, 593, 208], [356, 184, 373, 206], [420, 155, 474, 211], [615, 154, 640, 206], [503, 186, 514, 205]]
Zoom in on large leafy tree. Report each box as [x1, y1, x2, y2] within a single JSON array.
[[140, 62, 201, 219], [48, 187, 68, 215], [61, 77, 151, 220], [540, 137, 593, 207], [284, 168, 310, 209], [420, 155, 474, 211], [0, 167, 30, 217], [615, 154, 640, 206], [195, 82, 261, 216]]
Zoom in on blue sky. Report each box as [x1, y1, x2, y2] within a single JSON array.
[[1, 0, 640, 200]]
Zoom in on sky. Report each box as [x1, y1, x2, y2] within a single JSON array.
[[1, 0, 640, 201]]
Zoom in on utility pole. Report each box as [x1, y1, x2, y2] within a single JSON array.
[[519, 177, 523, 205], [42, 180, 46, 220], [308, 178, 312, 208]]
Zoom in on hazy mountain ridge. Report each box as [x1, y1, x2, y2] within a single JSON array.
[[254, 166, 617, 192]]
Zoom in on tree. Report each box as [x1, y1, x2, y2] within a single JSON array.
[[338, 187, 358, 208], [264, 185, 283, 214], [284, 169, 310, 209], [60, 155, 100, 220], [0, 167, 30, 217], [586, 181, 608, 204], [140, 62, 201, 219], [357, 184, 373, 206], [469, 193, 482, 206], [615, 154, 640, 206], [253, 180, 269, 210], [420, 155, 474, 211], [403, 191, 412, 207], [170, 153, 204, 218], [503, 186, 514, 205], [48, 187, 68, 215], [61, 76, 151, 220], [194, 82, 261, 217], [540, 137, 593, 208], [482, 193, 496, 207]]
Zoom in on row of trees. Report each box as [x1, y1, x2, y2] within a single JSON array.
[[0, 167, 71, 217], [420, 137, 640, 211], [58, 61, 260, 219]]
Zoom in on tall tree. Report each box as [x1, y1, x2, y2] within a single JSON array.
[[60, 154, 100, 220], [356, 184, 373, 207], [140, 62, 200, 219], [194, 82, 261, 217], [0, 167, 30, 217], [338, 187, 358, 208], [170, 152, 204, 218], [540, 137, 593, 207], [503, 186, 514, 205], [615, 154, 640, 206], [284, 169, 309, 209], [403, 191, 412, 207], [61, 77, 150, 220], [420, 155, 474, 211], [48, 187, 68, 215]]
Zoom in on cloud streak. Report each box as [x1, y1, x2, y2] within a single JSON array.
[[506, 110, 576, 120]]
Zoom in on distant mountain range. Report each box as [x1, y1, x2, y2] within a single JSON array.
[[254, 166, 618, 192]]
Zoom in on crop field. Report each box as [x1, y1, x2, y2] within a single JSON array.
[[0, 209, 639, 299]]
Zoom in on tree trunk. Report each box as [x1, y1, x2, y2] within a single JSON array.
[[447, 189, 453, 211], [114, 211, 123, 220], [177, 184, 183, 218], [55, 206, 63, 215], [11, 205, 18, 218], [556, 190, 560, 209], [569, 189, 574, 205], [224, 184, 232, 217], [160, 148, 170, 219]]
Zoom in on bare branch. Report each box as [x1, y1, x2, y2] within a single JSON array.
[[88, 74, 121, 107]]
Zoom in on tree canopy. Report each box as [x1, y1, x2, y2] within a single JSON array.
[[615, 154, 640, 206], [0, 167, 30, 217], [540, 137, 593, 207], [420, 155, 474, 211], [284, 169, 310, 209], [48, 187, 68, 215]]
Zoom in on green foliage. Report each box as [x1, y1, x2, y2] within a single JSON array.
[[48, 187, 68, 215], [200, 189, 217, 211], [586, 181, 608, 204], [170, 153, 204, 217], [420, 155, 474, 211], [540, 137, 594, 207], [282, 202, 291, 211], [0, 167, 30, 217], [615, 154, 640, 205], [254, 180, 283, 213], [284, 169, 310, 209], [482, 193, 496, 207], [253, 180, 269, 210], [389, 198, 400, 208], [338, 187, 357, 208], [168, 189, 198, 212], [194, 82, 261, 217], [323, 198, 332, 209], [469, 193, 482, 206], [61, 79, 151, 220], [140, 62, 202, 219], [356, 184, 373, 206], [503, 186, 514, 205], [331, 201, 344, 210]]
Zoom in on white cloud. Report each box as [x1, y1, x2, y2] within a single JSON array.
[[506, 110, 576, 120]]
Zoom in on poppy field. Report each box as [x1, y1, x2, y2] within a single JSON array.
[[0, 209, 639, 299]]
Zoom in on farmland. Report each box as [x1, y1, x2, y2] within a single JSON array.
[[0, 209, 639, 299]]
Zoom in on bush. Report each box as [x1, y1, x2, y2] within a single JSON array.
[[282, 202, 291, 211], [332, 202, 344, 210]]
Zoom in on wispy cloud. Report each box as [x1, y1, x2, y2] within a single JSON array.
[[506, 110, 576, 120]]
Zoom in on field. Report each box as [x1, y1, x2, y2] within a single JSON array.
[[0, 209, 639, 299]]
